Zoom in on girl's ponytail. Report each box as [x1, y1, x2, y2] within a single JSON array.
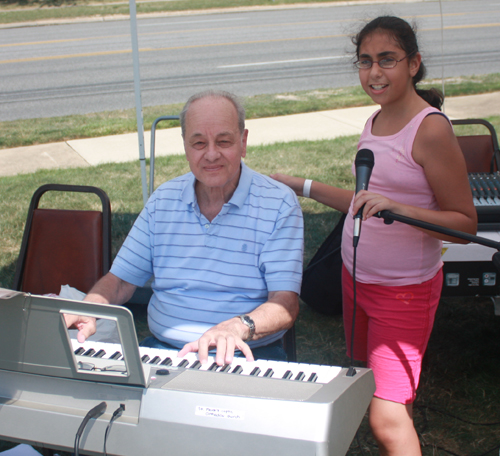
[[413, 60, 444, 110], [416, 87, 444, 110]]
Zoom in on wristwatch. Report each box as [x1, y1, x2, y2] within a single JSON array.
[[238, 314, 255, 342]]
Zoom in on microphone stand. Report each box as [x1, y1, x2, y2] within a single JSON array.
[[376, 210, 500, 270], [345, 209, 500, 378]]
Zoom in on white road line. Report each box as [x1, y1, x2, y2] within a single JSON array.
[[219, 56, 346, 68]]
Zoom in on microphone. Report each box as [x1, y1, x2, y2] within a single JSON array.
[[353, 149, 374, 247]]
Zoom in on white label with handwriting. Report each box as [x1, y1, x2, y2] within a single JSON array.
[[196, 406, 244, 420]]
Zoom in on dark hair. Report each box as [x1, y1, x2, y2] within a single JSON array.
[[352, 16, 443, 110]]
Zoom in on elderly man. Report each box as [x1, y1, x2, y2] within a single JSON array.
[[67, 90, 303, 365]]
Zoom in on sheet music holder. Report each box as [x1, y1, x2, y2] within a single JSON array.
[[0, 288, 147, 387]]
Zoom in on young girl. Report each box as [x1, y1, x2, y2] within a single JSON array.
[[272, 16, 477, 456]]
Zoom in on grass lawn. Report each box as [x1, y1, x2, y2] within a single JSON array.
[[1, 0, 373, 24]]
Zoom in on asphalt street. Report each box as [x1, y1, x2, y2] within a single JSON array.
[[0, 0, 499, 121]]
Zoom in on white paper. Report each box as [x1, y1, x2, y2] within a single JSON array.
[[0, 444, 42, 456]]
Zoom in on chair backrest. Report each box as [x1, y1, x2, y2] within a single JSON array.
[[452, 118, 500, 173], [13, 184, 112, 296]]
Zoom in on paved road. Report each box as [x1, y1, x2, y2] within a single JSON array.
[[0, 0, 499, 121]]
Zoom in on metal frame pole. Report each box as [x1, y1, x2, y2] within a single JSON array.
[[129, 0, 148, 206]]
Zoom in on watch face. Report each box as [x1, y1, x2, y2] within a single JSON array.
[[242, 315, 254, 328]]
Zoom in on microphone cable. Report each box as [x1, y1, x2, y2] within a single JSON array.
[[103, 404, 126, 456], [346, 242, 359, 377], [74, 401, 107, 456]]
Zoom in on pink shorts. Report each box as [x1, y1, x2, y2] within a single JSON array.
[[342, 265, 442, 404]]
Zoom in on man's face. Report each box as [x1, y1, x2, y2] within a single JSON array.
[[183, 96, 248, 194]]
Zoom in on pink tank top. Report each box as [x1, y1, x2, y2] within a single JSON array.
[[341, 107, 444, 286]]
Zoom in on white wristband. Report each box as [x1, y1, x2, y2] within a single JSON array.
[[303, 179, 313, 198]]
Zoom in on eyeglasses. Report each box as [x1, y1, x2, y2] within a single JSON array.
[[77, 361, 127, 373], [354, 53, 414, 70]]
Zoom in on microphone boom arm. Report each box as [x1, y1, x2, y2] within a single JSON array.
[[376, 210, 500, 270]]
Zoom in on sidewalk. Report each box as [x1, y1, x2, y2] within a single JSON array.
[[1, 92, 500, 177]]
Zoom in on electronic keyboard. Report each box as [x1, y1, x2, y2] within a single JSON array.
[[0, 289, 375, 456]]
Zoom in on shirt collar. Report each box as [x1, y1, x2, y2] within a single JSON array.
[[230, 161, 252, 208], [180, 161, 251, 209]]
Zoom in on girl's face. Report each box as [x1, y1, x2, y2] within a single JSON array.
[[357, 30, 421, 107]]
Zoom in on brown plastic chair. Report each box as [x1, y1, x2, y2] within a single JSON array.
[[13, 184, 112, 296], [452, 119, 500, 173]]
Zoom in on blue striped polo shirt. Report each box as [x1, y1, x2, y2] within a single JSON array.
[[111, 162, 304, 349]]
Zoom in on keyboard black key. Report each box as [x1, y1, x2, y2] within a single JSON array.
[[160, 357, 173, 366], [149, 356, 161, 364], [83, 349, 95, 357], [264, 368, 274, 378], [74, 347, 85, 355], [231, 365, 243, 374], [282, 370, 293, 380], [294, 371, 305, 381], [307, 373, 318, 382], [109, 351, 122, 360], [177, 359, 189, 368], [141, 355, 150, 363], [250, 367, 261, 376], [93, 349, 106, 358], [190, 360, 202, 369]]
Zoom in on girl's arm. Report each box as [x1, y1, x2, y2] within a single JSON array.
[[270, 173, 354, 214], [354, 114, 477, 242]]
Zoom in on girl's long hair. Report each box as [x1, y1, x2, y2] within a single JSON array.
[[353, 16, 444, 110]]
